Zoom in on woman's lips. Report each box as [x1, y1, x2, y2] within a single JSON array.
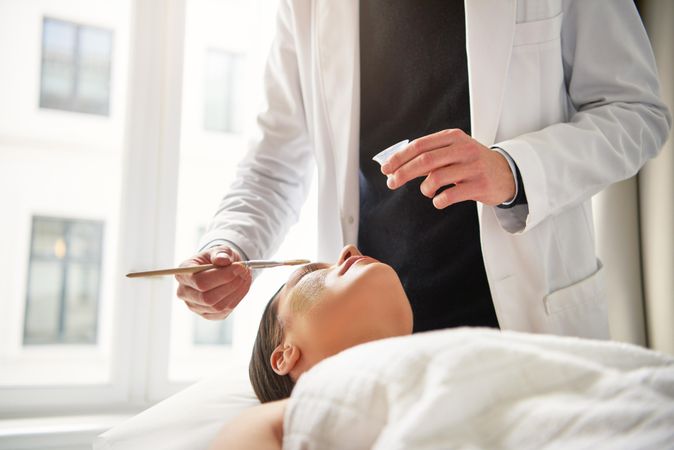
[[339, 255, 374, 275]]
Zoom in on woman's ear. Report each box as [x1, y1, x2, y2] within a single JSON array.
[[270, 343, 301, 376]]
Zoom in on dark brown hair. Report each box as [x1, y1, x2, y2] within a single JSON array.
[[249, 285, 295, 403]]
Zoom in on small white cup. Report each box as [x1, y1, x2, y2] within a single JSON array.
[[372, 139, 409, 166]]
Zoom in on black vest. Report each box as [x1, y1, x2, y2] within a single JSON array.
[[358, 0, 499, 332]]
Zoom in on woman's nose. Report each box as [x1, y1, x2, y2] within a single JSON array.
[[337, 244, 362, 264]]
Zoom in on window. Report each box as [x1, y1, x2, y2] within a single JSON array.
[[203, 50, 244, 133], [40, 17, 113, 116], [24, 216, 104, 345], [1, 0, 295, 423]]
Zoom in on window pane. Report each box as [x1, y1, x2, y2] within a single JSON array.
[[204, 50, 244, 133], [77, 26, 112, 114], [79, 27, 113, 62], [24, 260, 63, 344], [69, 220, 104, 261], [43, 19, 76, 58], [63, 262, 100, 343], [77, 66, 111, 111], [31, 218, 66, 258], [41, 60, 76, 101], [40, 19, 77, 109]]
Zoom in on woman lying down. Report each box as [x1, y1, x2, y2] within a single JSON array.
[[210, 245, 674, 450]]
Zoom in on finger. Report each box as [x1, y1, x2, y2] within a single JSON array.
[[185, 275, 251, 317], [419, 164, 472, 198], [174, 256, 210, 287], [432, 182, 479, 209], [201, 310, 233, 321], [177, 263, 247, 292], [178, 244, 234, 269], [210, 277, 251, 313], [199, 312, 229, 321], [185, 300, 233, 320], [381, 128, 465, 175], [185, 300, 227, 318], [209, 246, 239, 267], [387, 147, 462, 190], [174, 245, 240, 286], [178, 275, 246, 308]]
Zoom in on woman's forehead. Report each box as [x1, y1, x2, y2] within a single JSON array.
[[286, 263, 331, 290], [279, 263, 331, 316]]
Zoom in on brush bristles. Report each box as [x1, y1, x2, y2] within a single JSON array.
[[283, 259, 311, 265]]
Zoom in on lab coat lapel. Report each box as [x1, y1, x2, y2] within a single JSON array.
[[465, 0, 516, 146], [315, 0, 360, 244]]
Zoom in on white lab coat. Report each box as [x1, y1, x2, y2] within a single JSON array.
[[200, 0, 671, 338]]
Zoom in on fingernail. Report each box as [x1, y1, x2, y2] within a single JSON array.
[[386, 176, 395, 189], [215, 252, 231, 264]]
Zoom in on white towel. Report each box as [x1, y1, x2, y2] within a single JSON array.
[[284, 328, 674, 450]]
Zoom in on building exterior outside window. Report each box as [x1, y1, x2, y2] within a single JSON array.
[[40, 17, 113, 116], [24, 216, 104, 345]]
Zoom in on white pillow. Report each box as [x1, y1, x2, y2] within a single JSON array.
[[94, 363, 259, 450]]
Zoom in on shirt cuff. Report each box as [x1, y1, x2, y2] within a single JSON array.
[[198, 239, 249, 261], [491, 146, 519, 206]]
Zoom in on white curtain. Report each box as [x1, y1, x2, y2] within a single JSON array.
[[594, 0, 673, 354]]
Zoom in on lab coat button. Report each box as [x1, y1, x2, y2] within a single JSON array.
[[347, 215, 354, 224]]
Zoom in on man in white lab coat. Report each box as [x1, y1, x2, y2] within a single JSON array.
[[176, 1, 671, 338]]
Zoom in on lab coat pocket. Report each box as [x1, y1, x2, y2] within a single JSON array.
[[544, 260, 604, 315], [513, 13, 563, 47], [498, 12, 566, 141]]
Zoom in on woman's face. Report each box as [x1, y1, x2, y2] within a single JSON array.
[[274, 245, 413, 378]]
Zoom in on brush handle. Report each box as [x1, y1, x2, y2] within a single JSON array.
[[125, 259, 310, 278], [126, 264, 217, 278]]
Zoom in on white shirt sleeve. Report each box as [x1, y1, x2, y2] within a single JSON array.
[[491, 146, 519, 206]]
